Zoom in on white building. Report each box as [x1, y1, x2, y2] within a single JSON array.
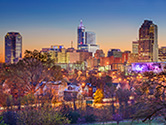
[[88, 44, 99, 57]]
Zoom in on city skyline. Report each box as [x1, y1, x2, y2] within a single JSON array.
[[1, 0, 166, 62]]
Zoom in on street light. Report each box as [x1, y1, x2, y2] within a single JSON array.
[[98, 72, 102, 78]]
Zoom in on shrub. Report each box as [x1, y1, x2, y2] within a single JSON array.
[[2, 111, 17, 125], [67, 111, 80, 124], [84, 114, 96, 123], [17, 107, 70, 125]]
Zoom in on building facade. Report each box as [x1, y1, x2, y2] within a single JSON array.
[[66, 50, 80, 63], [138, 20, 158, 62], [87, 44, 99, 57], [94, 49, 105, 59], [5, 32, 22, 64], [132, 41, 139, 54], [159, 47, 166, 62], [58, 48, 66, 63]]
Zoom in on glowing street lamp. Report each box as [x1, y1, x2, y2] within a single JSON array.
[[82, 82, 85, 87], [118, 78, 122, 82], [98, 72, 102, 78]]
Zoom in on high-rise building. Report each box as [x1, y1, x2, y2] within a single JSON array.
[[85, 31, 96, 44], [132, 41, 139, 54], [77, 20, 85, 50], [5, 32, 22, 64], [138, 20, 158, 62]]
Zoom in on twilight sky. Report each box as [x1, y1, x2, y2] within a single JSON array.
[[0, 0, 166, 62]]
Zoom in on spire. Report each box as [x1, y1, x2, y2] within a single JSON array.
[[78, 19, 85, 29]]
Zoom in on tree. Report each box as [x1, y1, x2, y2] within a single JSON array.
[[94, 89, 104, 103], [17, 106, 70, 125], [116, 88, 131, 119], [0, 116, 6, 125], [113, 113, 123, 125], [132, 73, 166, 122], [0, 50, 62, 109], [3, 57, 61, 95]]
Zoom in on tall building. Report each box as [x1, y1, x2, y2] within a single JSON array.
[[85, 31, 98, 56], [132, 41, 139, 54], [5, 32, 22, 64], [138, 20, 158, 62], [77, 20, 85, 50], [85, 31, 96, 44]]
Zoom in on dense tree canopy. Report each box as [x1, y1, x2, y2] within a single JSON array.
[[133, 72, 166, 122], [0, 50, 62, 98]]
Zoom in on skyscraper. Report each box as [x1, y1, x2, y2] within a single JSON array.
[[5, 32, 22, 64], [77, 20, 86, 50], [85, 31, 96, 44], [138, 20, 158, 62]]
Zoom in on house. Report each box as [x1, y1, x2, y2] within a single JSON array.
[[64, 84, 81, 101]]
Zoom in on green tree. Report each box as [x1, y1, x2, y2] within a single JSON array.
[[0, 116, 6, 125]]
